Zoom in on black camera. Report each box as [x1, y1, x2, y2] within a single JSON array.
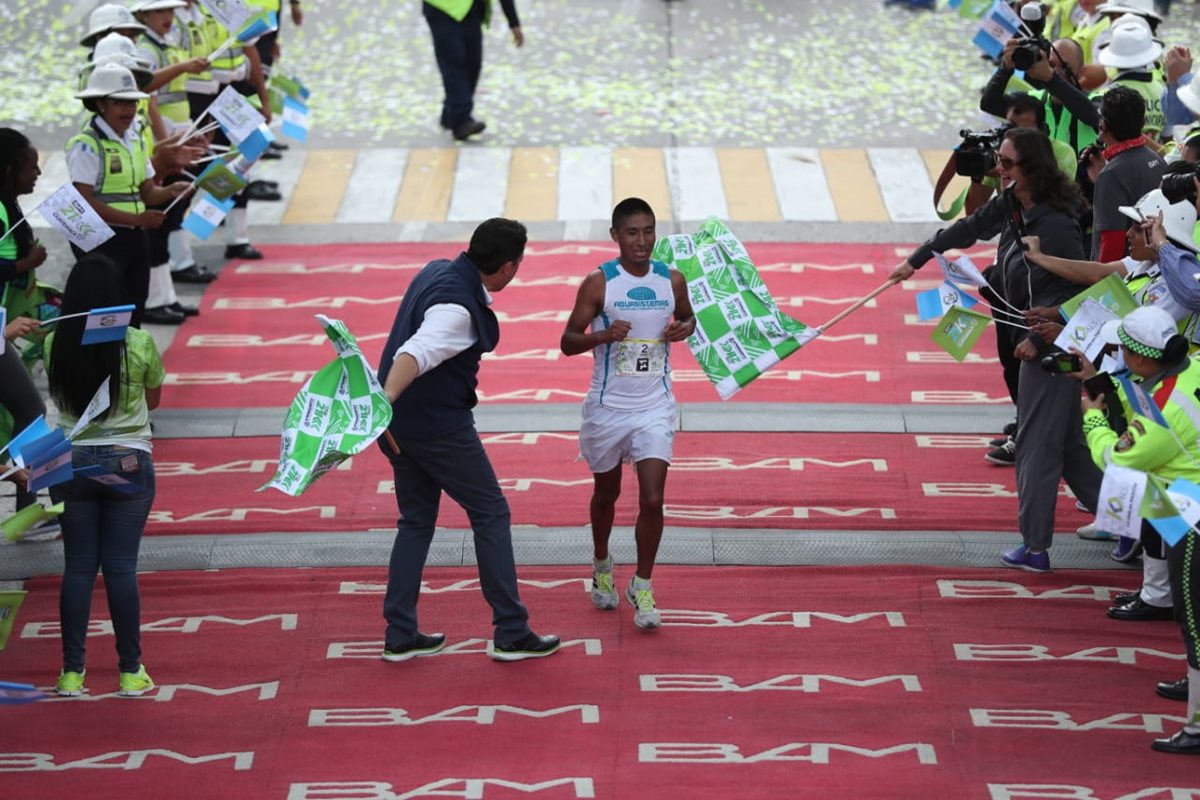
[[1161, 166, 1200, 206], [955, 125, 1010, 179], [1040, 351, 1082, 373], [1010, 3, 1051, 71]]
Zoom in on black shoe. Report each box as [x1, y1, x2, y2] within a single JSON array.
[[1156, 677, 1189, 701], [224, 244, 263, 260], [381, 631, 446, 662], [1003, 420, 1018, 437], [1151, 729, 1200, 754], [245, 181, 282, 201], [488, 632, 560, 662], [172, 264, 218, 284], [1112, 591, 1140, 607], [268, 141, 289, 152], [260, 149, 283, 160], [1107, 597, 1174, 621], [984, 437, 1016, 466], [167, 301, 199, 317], [452, 118, 486, 141], [143, 306, 186, 325]]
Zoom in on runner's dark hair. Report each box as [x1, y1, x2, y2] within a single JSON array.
[[47, 254, 127, 418], [467, 217, 527, 274], [612, 197, 655, 230]]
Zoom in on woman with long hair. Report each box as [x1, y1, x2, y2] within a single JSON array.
[[0, 128, 51, 519], [46, 254, 165, 698], [889, 126, 1102, 572]]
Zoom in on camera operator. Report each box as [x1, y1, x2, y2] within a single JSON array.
[[1087, 86, 1167, 260], [981, 36, 1100, 156], [890, 128, 1102, 572]]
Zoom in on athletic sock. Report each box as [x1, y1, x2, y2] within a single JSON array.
[[593, 556, 612, 573]]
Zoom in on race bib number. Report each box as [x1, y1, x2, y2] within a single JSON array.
[[615, 338, 666, 377]]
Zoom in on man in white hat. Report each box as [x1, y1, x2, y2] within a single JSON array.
[[1097, 17, 1166, 138]]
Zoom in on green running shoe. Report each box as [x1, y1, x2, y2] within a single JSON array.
[[55, 670, 86, 697], [118, 665, 155, 697]]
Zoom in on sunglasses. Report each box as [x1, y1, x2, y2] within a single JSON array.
[[997, 156, 1023, 170]]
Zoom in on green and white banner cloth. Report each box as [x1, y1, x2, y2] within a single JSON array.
[[260, 315, 392, 497], [653, 218, 816, 400]]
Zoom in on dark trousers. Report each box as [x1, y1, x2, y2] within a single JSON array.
[[1167, 531, 1199, 669], [423, 3, 483, 129], [50, 446, 156, 673], [382, 425, 530, 647], [73, 226, 150, 328], [0, 345, 46, 509]]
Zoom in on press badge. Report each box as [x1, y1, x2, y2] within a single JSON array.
[[615, 338, 666, 377]]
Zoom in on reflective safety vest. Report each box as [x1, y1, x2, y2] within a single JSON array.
[[0, 203, 16, 263], [66, 118, 147, 215], [1031, 88, 1099, 155], [246, 0, 282, 13], [1109, 74, 1168, 138], [424, 0, 494, 26], [139, 33, 190, 123], [176, 7, 216, 92], [201, 8, 246, 84]]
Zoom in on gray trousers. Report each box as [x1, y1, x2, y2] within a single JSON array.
[[382, 425, 530, 648], [0, 345, 45, 509], [1015, 360, 1102, 551]]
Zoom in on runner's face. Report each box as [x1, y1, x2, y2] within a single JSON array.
[[611, 213, 656, 267]]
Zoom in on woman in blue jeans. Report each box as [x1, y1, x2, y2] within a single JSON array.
[[46, 254, 165, 697]]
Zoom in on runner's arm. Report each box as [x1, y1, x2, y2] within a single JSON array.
[[561, 271, 624, 355], [663, 271, 696, 342]]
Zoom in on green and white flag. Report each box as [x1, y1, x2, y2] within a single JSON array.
[[259, 315, 392, 497], [652, 218, 816, 400], [930, 305, 992, 361], [0, 591, 26, 651]]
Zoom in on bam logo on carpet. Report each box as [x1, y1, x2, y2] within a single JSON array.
[[286, 778, 597, 800]]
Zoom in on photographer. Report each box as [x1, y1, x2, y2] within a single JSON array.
[[1071, 305, 1200, 756], [890, 128, 1102, 572]]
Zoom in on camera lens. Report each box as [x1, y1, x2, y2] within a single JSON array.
[[1011, 41, 1038, 71], [1161, 171, 1199, 205]]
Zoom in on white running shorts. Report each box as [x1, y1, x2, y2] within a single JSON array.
[[578, 398, 677, 473]]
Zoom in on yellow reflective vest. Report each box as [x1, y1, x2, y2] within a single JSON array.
[[66, 119, 147, 215]]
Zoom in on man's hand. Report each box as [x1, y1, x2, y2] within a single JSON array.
[[1014, 338, 1040, 361], [1065, 346, 1097, 380], [1144, 211, 1169, 253], [888, 261, 915, 282], [1024, 305, 1058, 323], [663, 318, 694, 342], [184, 57, 210, 75], [1081, 391, 1106, 413], [1000, 38, 1018, 70], [2, 467, 29, 490], [4, 316, 39, 341], [137, 210, 167, 230], [1166, 45, 1193, 85], [1026, 48, 1053, 83], [1029, 318, 1063, 342], [1020, 235, 1042, 259], [512, 27, 524, 47], [605, 320, 631, 343]]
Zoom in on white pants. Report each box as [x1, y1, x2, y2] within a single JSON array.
[[579, 398, 677, 473]]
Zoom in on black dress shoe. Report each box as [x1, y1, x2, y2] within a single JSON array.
[[268, 140, 289, 152], [1112, 591, 1140, 607], [168, 301, 199, 317], [1152, 729, 1200, 754], [452, 118, 486, 141], [488, 632, 560, 662], [172, 264, 217, 284], [1157, 676, 1189, 701], [224, 243, 263, 260], [260, 149, 283, 160], [244, 181, 282, 201], [143, 306, 186, 325], [1107, 597, 1174, 621]]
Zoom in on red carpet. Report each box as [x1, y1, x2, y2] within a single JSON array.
[[163, 242, 1009, 408], [145, 432, 1081, 536], [2, 565, 1191, 799]]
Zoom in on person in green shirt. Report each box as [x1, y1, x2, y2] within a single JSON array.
[[45, 254, 165, 699]]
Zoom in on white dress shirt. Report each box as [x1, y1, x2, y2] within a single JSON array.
[[393, 288, 493, 376]]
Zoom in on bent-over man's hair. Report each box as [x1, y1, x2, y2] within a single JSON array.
[[468, 217, 528, 274]]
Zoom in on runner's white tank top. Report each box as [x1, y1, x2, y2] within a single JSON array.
[[588, 258, 676, 410]]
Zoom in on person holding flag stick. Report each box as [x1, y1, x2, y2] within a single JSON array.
[[44, 253, 165, 698], [68, 64, 191, 327], [889, 126, 1102, 573]]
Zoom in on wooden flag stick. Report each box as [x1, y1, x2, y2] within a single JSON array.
[[815, 278, 898, 333], [382, 430, 401, 455]]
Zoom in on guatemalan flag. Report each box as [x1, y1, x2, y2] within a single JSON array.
[[82, 304, 134, 345], [916, 280, 980, 321], [183, 191, 236, 240], [972, 0, 1022, 58], [281, 97, 310, 143]]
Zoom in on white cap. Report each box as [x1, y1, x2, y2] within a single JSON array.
[[90, 32, 152, 69], [1118, 189, 1200, 253], [80, 4, 146, 47], [75, 62, 150, 101], [1100, 306, 1178, 358], [1097, 0, 1163, 22], [1098, 23, 1163, 69], [131, 0, 186, 11]]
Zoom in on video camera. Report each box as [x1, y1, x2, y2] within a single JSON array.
[[955, 125, 1011, 179], [1161, 165, 1200, 206], [1010, 3, 1052, 72]]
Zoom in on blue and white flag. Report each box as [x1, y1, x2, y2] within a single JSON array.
[[0, 682, 45, 705], [182, 191, 236, 240], [1148, 478, 1200, 546], [3, 415, 53, 467], [74, 464, 140, 495], [81, 304, 133, 345], [972, 0, 1022, 58], [237, 11, 277, 43], [281, 97, 309, 143], [237, 122, 275, 163], [934, 252, 989, 289], [1116, 372, 1168, 428], [22, 430, 73, 493], [916, 280, 979, 321]]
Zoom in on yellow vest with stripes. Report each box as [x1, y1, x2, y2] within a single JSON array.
[[66, 119, 147, 215], [139, 34, 190, 123], [201, 8, 246, 81]]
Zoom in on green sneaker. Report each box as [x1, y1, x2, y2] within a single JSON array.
[[118, 665, 155, 697], [591, 569, 618, 610], [625, 581, 661, 630], [55, 670, 86, 697]]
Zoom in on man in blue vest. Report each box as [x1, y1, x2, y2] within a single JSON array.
[[423, 0, 524, 141], [376, 217, 559, 663]]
